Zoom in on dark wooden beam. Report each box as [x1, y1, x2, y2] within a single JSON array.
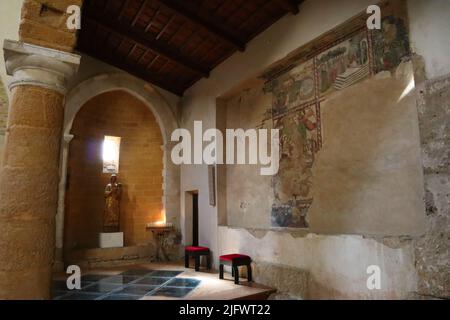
[[156, 14, 176, 41], [80, 44, 185, 96], [118, 0, 131, 20], [83, 15, 210, 77], [144, 8, 160, 32], [132, 0, 149, 26], [153, 0, 246, 51], [277, 0, 299, 15]]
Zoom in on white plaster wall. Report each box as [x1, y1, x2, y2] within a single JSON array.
[[408, 0, 450, 79], [218, 226, 417, 299], [180, 0, 448, 296], [181, 0, 381, 269]]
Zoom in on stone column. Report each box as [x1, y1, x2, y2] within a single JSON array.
[[54, 134, 74, 272], [0, 40, 80, 299]]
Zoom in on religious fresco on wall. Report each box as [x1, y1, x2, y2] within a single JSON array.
[[270, 103, 320, 228], [317, 31, 370, 96], [372, 15, 410, 73], [236, 1, 411, 229], [263, 59, 316, 118]]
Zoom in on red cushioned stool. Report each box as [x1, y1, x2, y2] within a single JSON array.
[[185, 246, 211, 271], [219, 254, 252, 285]]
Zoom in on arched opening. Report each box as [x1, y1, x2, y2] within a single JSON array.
[[63, 90, 164, 260]]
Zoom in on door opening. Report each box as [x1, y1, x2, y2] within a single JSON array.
[[192, 193, 199, 246]]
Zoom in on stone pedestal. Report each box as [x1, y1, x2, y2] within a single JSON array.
[[0, 40, 80, 299], [99, 232, 124, 248]]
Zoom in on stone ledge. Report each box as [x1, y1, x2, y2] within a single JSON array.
[[252, 261, 309, 300], [65, 244, 156, 270]]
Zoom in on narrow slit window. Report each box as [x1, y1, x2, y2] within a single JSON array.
[[102, 135, 121, 173]]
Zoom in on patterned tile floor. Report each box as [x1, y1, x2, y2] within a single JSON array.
[[52, 269, 201, 300]]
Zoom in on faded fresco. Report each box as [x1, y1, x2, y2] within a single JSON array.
[[228, 4, 411, 229], [317, 31, 370, 96], [271, 104, 320, 228], [372, 15, 410, 73], [264, 59, 316, 117]]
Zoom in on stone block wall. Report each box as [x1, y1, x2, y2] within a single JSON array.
[[19, 0, 82, 52], [414, 73, 450, 299], [252, 261, 309, 300], [64, 90, 164, 251]]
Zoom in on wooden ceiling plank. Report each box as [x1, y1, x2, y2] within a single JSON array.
[[238, 0, 272, 31], [146, 54, 159, 70], [144, 9, 160, 32], [153, 0, 245, 51], [132, 0, 149, 26], [223, 1, 245, 25], [167, 20, 186, 45], [85, 15, 209, 77], [178, 28, 198, 52], [137, 48, 150, 64], [156, 14, 176, 41], [276, 0, 299, 14], [190, 36, 212, 59], [118, 0, 131, 20], [126, 43, 138, 60]]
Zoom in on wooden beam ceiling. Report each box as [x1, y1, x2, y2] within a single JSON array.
[[83, 15, 210, 77], [78, 0, 304, 96], [152, 0, 246, 51]]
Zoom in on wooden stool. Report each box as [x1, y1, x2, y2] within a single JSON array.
[[185, 246, 211, 271], [219, 254, 252, 284]]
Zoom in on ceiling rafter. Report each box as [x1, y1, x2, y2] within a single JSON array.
[[152, 0, 246, 52], [132, 0, 149, 26], [277, 0, 300, 14], [79, 0, 304, 96], [84, 15, 210, 78]]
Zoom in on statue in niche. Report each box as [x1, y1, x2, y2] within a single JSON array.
[[103, 174, 122, 232]]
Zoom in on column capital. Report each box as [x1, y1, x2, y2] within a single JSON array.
[[3, 39, 81, 95]]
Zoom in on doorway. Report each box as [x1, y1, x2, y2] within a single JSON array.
[[192, 193, 199, 246]]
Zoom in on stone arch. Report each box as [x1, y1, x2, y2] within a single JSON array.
[[64, 73, 178, 143], [55, 73, 180, 265]]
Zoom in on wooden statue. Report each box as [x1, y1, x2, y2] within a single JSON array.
[[103, 174, 122, 232]]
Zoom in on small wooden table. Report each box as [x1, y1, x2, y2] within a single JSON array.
[[146, 225, 174, 261]]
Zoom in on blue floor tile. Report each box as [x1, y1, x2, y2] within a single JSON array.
[[135, 277, 171, 286], [81, 274, 111, 282], [52, 290, 71, 299], [149, 287, 194, 298], [120, 269, 154, 276], [165, 278, 201, 288], [115, 284, 158, 296], [81, 282, 122, 293], [100, 275, 140, 285], [148, 270, 183, 278]]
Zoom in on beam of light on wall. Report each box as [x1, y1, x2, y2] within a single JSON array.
[[102, 135, 121, 173], [397, 75, 415, 103]]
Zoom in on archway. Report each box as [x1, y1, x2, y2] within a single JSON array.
[[55, 73, 181, 268]]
